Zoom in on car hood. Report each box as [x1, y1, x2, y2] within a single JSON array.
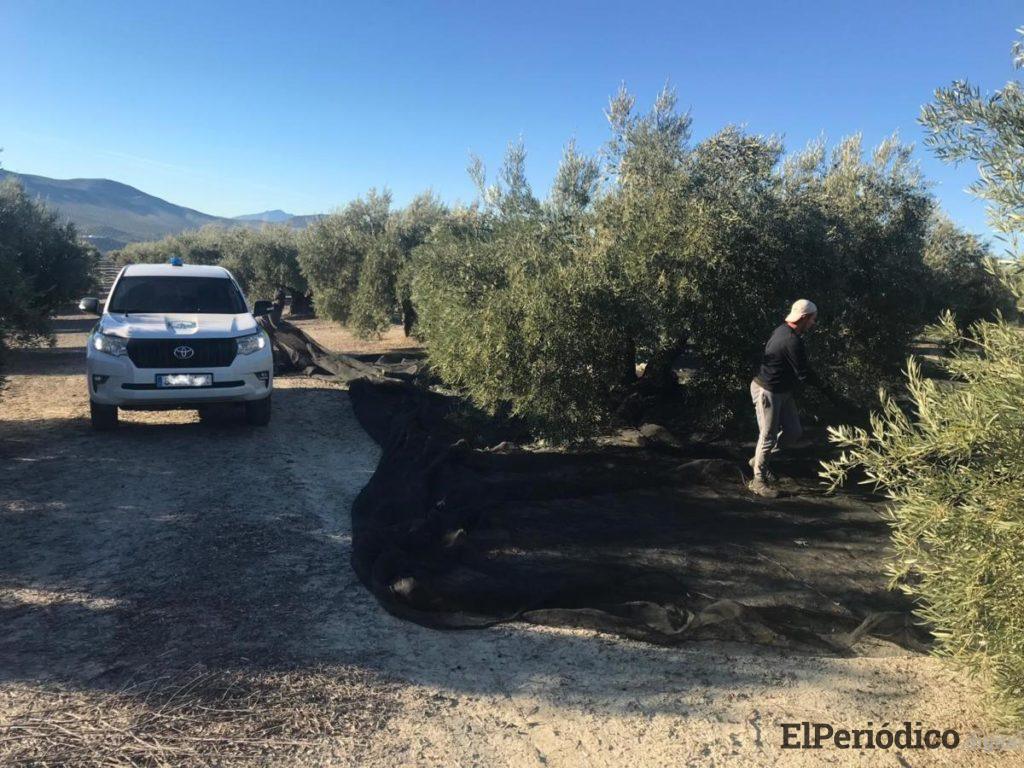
[[99, 313, 258, 339]]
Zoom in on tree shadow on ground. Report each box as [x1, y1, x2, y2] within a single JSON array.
[[0, 315, 971, 765], [0, 379, 927, 719], [348, 378, 925, 656]]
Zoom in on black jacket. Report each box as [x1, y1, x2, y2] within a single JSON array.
[[755, 323, 821, 393]]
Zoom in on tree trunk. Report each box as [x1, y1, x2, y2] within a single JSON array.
[[289, 290, 314, 316], [619, 338, 637, 385], [402, 298, 417, 337], [639, 335, 688, 391]]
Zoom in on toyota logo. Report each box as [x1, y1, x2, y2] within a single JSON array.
[[173, 345, 195, 360]]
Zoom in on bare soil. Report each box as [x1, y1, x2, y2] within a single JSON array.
[[0, 315, 1017, 766], [287, 317, 415, 356]]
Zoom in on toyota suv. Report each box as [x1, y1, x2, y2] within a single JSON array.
[[79, 260, 274, 430]]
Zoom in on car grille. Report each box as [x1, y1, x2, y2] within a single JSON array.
[[126, 338, 237, 368]]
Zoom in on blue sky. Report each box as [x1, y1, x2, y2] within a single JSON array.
[[2, 1, 1020, 237]]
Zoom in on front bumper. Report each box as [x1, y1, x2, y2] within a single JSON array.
[[87, 345, 273, 408]]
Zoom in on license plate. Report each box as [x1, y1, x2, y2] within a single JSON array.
[[156, 373, 213, 388]]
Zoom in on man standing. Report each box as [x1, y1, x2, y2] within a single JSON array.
[[749, 299, 826, 498]]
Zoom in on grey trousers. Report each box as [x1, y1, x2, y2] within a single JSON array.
[[750, 379, 802, 479]]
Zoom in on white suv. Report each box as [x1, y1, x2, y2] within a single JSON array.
[[80, 261, 274, 430]]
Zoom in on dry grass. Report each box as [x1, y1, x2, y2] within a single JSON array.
[[0, 665, 396, 767]]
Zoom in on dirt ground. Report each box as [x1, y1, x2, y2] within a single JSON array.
[[287, 317, 415, 356], [0, 315, 1018, 766]]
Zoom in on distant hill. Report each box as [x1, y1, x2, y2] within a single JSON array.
[[0, 169, 318, 252], [281, 214, 322, 228], [233, 209, 295, 222]]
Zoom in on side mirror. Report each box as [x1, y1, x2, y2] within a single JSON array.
[[79, 297, 102, 315], [252, 300, 273, 317]]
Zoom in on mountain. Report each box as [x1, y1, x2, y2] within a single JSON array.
[[0, 169, 317, 252], [280, 214, 322, 228], [233, 209, 294, 222], [0, 169, 232, 251]]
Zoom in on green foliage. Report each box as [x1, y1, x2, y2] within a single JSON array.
[[113, 225, 305, 302], [774, 135, 933, 405], [385, 191, 447, 336], [114, 191, 446, 335], [413, 87, 936, 440], [469, 139, 541, 219], [923, 214, 1016, 327], [825, 28, 1024, 726], [0, 178, 97, 381], [218, 227, 305, 302], [297, 189, 391, 327], [412, 210, 628, 441], [348, 230, 402, 336], [547, 138, 600, 219], [921, 27, 1024, 240], [299, 189, 446, 337], [822, 313, 1024, 725], [114, 226, 226, 267]]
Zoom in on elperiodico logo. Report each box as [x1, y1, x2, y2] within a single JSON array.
[[779, 722, 1024, 751]]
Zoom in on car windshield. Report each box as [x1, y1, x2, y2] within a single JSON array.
[[107, 276, 247, 314]]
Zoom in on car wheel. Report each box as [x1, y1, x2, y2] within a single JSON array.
[[198, 405, 231, 424], [90, 400, 119, 430], [244, 395, 271, 426], [198, 406, 219, 424]]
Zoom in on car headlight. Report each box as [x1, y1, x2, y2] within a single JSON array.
[[92, 333, 128, 356], [236, 332, 266, 355]]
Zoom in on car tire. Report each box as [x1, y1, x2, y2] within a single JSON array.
[[244, 395, 272, 426], [90, 400, 119, 430], [198, 406, 223, 424]]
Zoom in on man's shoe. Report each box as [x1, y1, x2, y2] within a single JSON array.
[[748, 458, 778, 483], [748, 477, 779, 498]]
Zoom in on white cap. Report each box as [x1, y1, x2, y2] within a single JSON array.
[[785, 299, 818, 323]]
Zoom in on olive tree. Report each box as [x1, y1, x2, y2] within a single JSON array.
[[825, 28, 1024, 725], [372, 191, 447, 337], [922, 214, 1016, 327], [921, 28, 1024, 239], [590, 85, 695, 387], [413, 207, 628, 441], [775, 135, 934, 405], [218, 226, 308, 307], [114, 225, 307, 308], [296, 188, 449, 337], [113, 226, 226, 267], [297, 189, 391, 325], [1, 177, 96, 385], [413, 87, 938, 440]]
